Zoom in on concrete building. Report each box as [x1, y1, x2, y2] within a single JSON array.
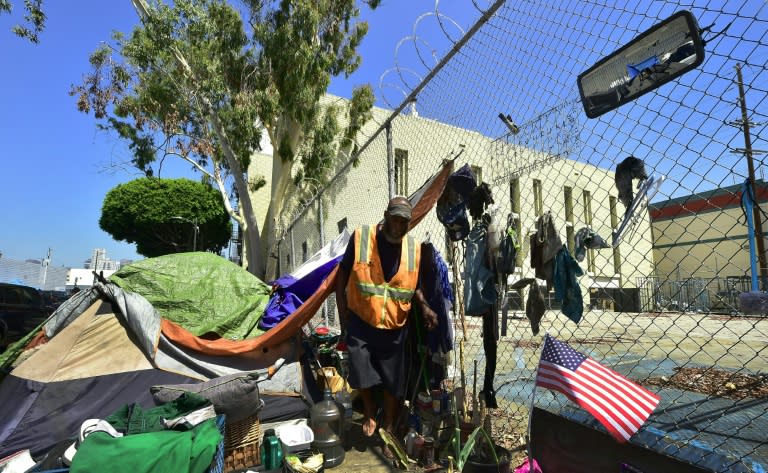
[[84, 248, 122, 271], [260, 96, 655, 310], [649, 180, 768, 312]]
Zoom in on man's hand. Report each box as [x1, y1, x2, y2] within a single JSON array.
[[422, 304, 438, 331], [414, 288, 438, 331]]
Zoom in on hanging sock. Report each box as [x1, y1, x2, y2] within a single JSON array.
[[510, 278, 545, 335], [573, 227, 610, 262]]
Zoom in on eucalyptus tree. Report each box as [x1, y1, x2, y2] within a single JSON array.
[[73, 0, 378, 279], [1, 0, 45, 43]]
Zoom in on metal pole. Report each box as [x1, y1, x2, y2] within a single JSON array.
[[736, 63, 767, 288], [386, 122, 395, 199], [193, 220, 199, 252], [319, 199, 329, 326]]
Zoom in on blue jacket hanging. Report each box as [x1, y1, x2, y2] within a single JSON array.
[[553, 245, 584, 324], [464, 220, 497, 316]]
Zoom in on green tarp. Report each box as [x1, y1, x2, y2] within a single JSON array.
[[110, 252, 270, 340]]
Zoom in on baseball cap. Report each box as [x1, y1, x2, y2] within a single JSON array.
[[387, 197, 412, 220]]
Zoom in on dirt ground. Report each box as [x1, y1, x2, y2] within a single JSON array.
[[301, 309, 767, 472], [644, 366, 768, 400], [335, 401, 530, 473]]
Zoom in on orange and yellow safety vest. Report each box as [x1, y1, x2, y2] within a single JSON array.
[[346, 225, 421, 329]]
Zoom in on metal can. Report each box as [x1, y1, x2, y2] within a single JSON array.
[[423, 436, 435, 467], [431, 389, 442, 413]]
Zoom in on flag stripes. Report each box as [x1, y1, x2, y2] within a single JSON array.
[[535, 335, 660, 442]]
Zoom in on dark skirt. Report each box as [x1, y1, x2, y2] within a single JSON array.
[[346, 312, 408, 398]]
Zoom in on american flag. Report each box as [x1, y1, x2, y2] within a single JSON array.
[[535, 334, 660, 442]]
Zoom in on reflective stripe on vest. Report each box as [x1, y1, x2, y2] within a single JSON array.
[[346, 225, 420, 329]]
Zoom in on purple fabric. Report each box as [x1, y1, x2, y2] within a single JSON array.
[[259, 291, 303, 330], [514, 458, 543, 473], [271, 257, 341, 301], [261, 256, 342, 330]]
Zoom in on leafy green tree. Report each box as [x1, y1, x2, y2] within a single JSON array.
[[72, 0, 377, 279], [1, 0, 45, 43], [100, 177, 233, 257]]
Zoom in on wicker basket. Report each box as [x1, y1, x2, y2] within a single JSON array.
[[223, 414, 262, 473]]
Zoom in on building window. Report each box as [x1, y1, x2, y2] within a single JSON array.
[[337, 217, 348, 234], [583, 190, 595, 273], [510, 178, 522, 267], [510, 178, 520, 214], [395, 148, 408, 196], [471, 165, 483, 185], [564, 186, 575, 253], [610, 196, 622, 276], [564, 186, 574, 222], [302, 241, 308, 262], [533, 179, 543, 217]]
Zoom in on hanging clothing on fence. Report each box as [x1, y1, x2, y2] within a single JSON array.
[[530, 212, 562, 291], [615, 156, 648, 212], [553, 245, 585, 324], [420, 242, 454, 354], [510, 278, 545, 335], [573, 227, 611, 262], [436, 164, 477, 241], [496, 214, 520, 336], [464, 218, 497, 316]]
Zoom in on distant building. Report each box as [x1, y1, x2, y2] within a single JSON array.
[[648, 179, 768, 312], [84, 248, 122, 271], [650, 179, 768, 281]]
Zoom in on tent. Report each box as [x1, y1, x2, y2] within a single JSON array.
[[0, 160, 455, 460], [0, 255, 309, 459]]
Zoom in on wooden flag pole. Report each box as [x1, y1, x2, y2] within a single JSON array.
[[450, 240, 469, 421], [526, 334, 546, 472]]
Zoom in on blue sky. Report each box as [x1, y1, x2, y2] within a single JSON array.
[[0, 0, 482, 269]]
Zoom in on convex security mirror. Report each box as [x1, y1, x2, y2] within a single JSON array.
[[578, 10, 705, 119]]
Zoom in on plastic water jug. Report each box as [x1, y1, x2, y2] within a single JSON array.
[[310, 388, 345, 468]]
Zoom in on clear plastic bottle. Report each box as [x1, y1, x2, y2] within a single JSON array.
[[310, 388, 345, 469], [403, 426, 418, 459]]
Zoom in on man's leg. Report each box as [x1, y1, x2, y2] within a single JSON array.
[[381, 389, 400, 433], [360, 387, 377, 436]]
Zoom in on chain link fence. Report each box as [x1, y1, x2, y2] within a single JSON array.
[[278, 1, 767, 470]]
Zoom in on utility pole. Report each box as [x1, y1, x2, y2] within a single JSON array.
[[41, 248, 51, 289], [733, 63, 768, 288]]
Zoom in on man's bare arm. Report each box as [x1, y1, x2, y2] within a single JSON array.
[[413, 288, 438, 331], [335, 264, 350, 331]]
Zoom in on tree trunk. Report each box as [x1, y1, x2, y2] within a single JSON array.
[[262, 156, 294, 281], [236, 176, 265, 278], [259, 115, 304, 281]]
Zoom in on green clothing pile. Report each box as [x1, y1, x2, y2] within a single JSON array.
[[70, 393, 222, 473]]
